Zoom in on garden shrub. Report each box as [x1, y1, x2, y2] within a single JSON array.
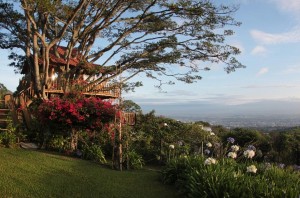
[[126, 150, 145, 169], [82, 144, 106, 164], [0, 131, 17, 147], [33, 93, 116, 151], [162, 156, 300, 198], [47, 135, 69, 152]]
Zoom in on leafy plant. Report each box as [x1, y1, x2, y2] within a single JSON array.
[[81, 144, 106, 164], [125, 150, 145, 170], [162, 156, 300, 198], [47, 135, 69, 152], [0, 131, 16, 148]]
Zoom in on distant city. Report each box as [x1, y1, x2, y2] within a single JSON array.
[[138, 99, 300, 131], [171, 114, 300, 130]]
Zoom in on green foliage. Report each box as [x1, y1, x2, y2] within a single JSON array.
[[126, 150, 145, 170], [162, 156, 300, 198], [270, 129, 300, 165], [0, 119, 18, 148], [122, 100, 142, 113], [81, 144, 106, 164], [131, 111, 223, 164], [222, 128, 264, 147], [47, 135, 69, 152], [1, 0, 243, 93], [0, 131, 16, 147]]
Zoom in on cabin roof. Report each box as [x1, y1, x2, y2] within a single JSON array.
[[22, 46, 108, 74], [48, 46, 80, 67]]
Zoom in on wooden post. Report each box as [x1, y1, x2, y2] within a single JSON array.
[[119, 109, 123, 171]]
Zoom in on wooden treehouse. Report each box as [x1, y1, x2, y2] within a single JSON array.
[[20, 46, 120, 101], [10, 46, 123, 130]]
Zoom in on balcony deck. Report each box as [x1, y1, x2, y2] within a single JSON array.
[[46, 80, 120, 99], [18, 79, 120, 103]]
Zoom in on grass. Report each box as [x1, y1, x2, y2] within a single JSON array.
[[0, 148, 179, 198]]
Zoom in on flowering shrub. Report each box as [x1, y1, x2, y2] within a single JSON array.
[[162, 135, 300, 198], [37, 94, 115, 130], [34, 93, 116, 151], [162, 156, 300, 198]]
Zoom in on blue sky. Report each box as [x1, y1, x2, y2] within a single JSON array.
[[123, 0, 300, 114], [1, 0, 300, 116]]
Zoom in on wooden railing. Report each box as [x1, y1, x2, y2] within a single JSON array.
[[83, 81, 120, 98], [47, 78, 120, 98], [18, 85, 34, 106]]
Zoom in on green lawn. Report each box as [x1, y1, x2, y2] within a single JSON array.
[[0, 148, 179, 198]]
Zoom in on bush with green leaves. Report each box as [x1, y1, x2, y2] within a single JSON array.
[[162, 156, 300, 198], [0, 131, 17, 147], [0, 119, 19, 148], [125, 150, 145, 170], [81, 144, 106, 164], [46, 135, 69, 152]]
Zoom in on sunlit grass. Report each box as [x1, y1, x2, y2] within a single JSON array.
[[0, 148, 178, 198]]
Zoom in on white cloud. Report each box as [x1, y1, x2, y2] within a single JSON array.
[[251, 45, 267, 55], [270, 0, 300, 18], [283, 65, 300, 74], [250, 28, 300, 44], [256, 67, 269, 76], [242, 84, 300, 89]]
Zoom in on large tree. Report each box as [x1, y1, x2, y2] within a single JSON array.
[[0, 0, 244, 98]]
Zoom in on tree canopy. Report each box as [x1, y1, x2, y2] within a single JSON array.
[[0, 0, 244, 97]]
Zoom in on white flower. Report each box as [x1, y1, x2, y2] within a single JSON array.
[[231, 145, 240, 152], [204, 157, 217, 165], [169, 144, 175, 149], [206, 142, 212, 147], [210, 132, 215, 136], [243, 150, 255, 159], [163, 123, 168, 126], [246, 165, 257, 173], [227, 152, 237, 159]]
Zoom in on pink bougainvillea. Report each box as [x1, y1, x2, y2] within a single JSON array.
[[36, 93, 116, 131]]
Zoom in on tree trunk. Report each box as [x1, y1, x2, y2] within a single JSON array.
[[32, 34, 42, 98], [70, 128, 78, 151]]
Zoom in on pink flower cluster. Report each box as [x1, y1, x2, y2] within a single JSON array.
[[36, 94, 116, 130]]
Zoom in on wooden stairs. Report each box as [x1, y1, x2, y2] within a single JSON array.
[[0, 100, 10, 132], [0, 94, 22, 132]]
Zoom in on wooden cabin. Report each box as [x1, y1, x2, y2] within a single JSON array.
[[20, 46, 120, 101]]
